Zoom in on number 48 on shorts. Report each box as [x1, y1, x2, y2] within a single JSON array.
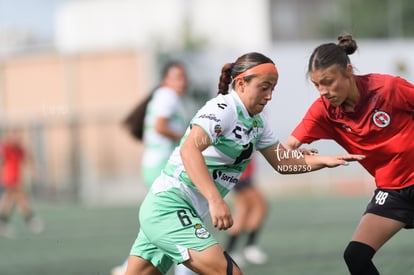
[[375, 190, 389, 205]]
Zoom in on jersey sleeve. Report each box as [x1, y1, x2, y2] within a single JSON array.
[[291, 99, 333, 144], [392, 76, 414, 110], [152, 88, 180, 118], [256, 114, 278, 150], [190, 98, 231, 144]]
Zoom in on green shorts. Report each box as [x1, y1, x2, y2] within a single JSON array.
[[130, 188, 218, 274]]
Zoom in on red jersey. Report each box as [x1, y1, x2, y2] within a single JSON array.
[[1, 142, 25, 187], [291, 73, 414, 189]]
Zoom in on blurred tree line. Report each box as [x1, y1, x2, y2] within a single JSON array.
[[322, 0, 414, 38], [270, 0, 413, 40]]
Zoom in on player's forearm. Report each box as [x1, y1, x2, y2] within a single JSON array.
[[273, 155, 318, 174], [262, 142, 349, 174]]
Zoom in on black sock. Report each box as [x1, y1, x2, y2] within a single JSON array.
[[246, 229, 260, 246], [226, 234, 240, 252], [344, 241, 379, 275]]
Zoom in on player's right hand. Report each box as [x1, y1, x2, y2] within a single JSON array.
[[209, 198, 233, 230]]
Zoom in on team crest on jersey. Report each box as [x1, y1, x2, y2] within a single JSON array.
[[194, 224, 210, 239], [214, 124, 222, 136], [372, 110, 391, 128]]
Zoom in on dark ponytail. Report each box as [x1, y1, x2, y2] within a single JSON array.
[[123, 61, 185, 141], [122, 90, 154, 141], [217, 52, 274, 95], [217, 63, 233, 95]]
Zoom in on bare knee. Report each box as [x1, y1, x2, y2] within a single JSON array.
[[125, 255, 160, 275]]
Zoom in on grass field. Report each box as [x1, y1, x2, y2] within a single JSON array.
[[0, 195, 413, 275]]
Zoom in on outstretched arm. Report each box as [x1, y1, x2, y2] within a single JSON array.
[[260, 141, 364, 174]]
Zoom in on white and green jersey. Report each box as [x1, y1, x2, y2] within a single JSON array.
[[141, 87, 186, 186], [152, 90, 278, 219]]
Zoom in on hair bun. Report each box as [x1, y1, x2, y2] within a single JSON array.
[[337, 34, 357, 55]]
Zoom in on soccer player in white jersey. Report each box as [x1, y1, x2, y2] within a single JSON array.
[[123, 61, 188, 187], [125, 52, 364, 275], [113, 61, 192, 275]]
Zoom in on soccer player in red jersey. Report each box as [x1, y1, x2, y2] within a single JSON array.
[[284, 34, 414, 275], [0, 128, 43, 237]]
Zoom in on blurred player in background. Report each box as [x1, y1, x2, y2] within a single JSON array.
[[225, 155, 268, 267], [0, 128, 44, 238], [124, 61, 188, 188], [284, 33, 414, 275], [112, 61, 193, 275]]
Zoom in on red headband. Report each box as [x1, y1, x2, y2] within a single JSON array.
[[234, 63, 278, 81]]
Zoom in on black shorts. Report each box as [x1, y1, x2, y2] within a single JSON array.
[[364, 185, 414, 229], [233, 177, 253, 192]]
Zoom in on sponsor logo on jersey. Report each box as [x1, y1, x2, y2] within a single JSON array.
[[194, 224, 210, 239], [372, 110, 391, 128], [198, 113, 221, 122], [232, 125, 242, 139], [212, 170, 239, 185], [233, 124, 260, 140], [217, 103, 227, 109]]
